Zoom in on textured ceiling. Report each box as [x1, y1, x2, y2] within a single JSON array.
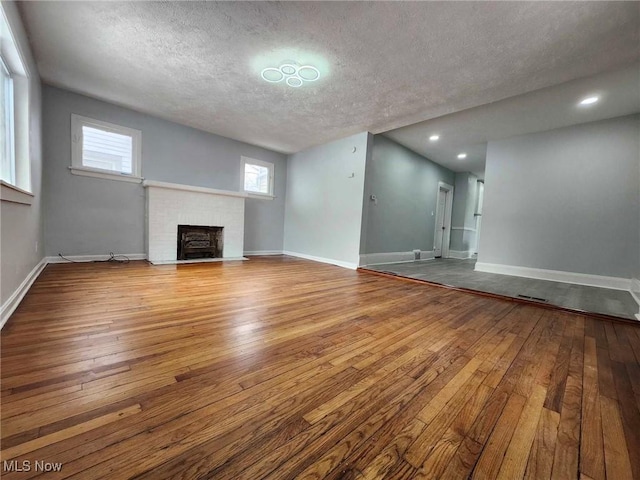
[[385, 64, 640, 175], [19, 1, 640, 154]]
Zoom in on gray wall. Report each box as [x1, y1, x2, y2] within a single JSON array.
[[361, 135, 455, 254], [1, 2, 44, 307], [283, 132, 369, 267], [450, 172, 479, 253], [42, 85, 287, 256], [479, 114, 640, 279]]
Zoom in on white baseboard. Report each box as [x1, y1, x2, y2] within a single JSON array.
[[450, 227, 476, 232], [46, 253, 147, 264], [1, 257, 47, 329], [243, 250, 284, 256], [359, 251, 435, 267], [282, 250, 358, 270], [475, 262, 631, 291], [448, 250, 475, 260], [630, 278, 640, 320]]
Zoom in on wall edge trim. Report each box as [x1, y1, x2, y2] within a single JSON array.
[[243, 251, 284, 256], [1, 257, 47, 329], [475, 262, 631, 291], [359, 251, 435, 266], [630, 278, 640, 319], [46, 253, 148, 264], [283, 250, 358, 270]]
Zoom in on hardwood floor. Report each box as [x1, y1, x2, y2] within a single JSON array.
[[1, 256, 639, 479]]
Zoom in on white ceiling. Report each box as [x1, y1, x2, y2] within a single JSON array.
[[384, 64, 640, 175], [18, 1, 640, 154]]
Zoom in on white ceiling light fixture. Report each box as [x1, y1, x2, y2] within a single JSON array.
[[286, 76, 303, 88], [261, 68, 284, 83], [579, 96, 599, 106], [280, 64, 297, 76], [429, 135, 440, 141], [261, 62, 320, 87], [457, 153, 467, 159], [297, 65, 320, 82]]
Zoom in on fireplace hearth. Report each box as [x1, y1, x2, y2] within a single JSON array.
[[177, 225, 223, 260]]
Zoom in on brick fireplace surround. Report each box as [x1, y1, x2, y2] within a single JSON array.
[[143, 180, 247, 264]]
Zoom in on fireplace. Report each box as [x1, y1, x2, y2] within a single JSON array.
[[177, 225, 223, 260], [145, 181, 246, 264]]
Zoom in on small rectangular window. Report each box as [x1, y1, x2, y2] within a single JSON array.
[[241, 157, 274, 197], [71, 114, 142, 182], [1, 56, 15, 185], [82, 126, 133, 174]]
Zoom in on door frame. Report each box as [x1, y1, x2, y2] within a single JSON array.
[[434, 181, 454, 258]]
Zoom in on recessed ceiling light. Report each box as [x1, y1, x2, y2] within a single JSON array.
[[429, 135, 440, 141], [261, 63, 320, 87], [457, 153, 467, 159], [579, 96, 599, 106]]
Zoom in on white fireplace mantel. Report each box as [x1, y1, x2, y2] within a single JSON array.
[[142, 180, 248, 198], [145, 180, 246, 264]]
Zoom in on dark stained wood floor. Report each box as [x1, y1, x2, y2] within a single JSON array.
[[1, 256, 639, 479]]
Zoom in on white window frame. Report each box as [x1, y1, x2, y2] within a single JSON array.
[[1, 55, 15, 185], [241, 156, 275, 199], [70, 114, 142, 183], [0, 5, 33, 204]]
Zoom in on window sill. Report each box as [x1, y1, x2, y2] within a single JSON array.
[[246, 192, 275, 200], [69, 166, 143, 184], [1, 181, 33, 205]]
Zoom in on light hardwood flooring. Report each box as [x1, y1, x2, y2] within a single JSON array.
[[1, 256, 639, 479]]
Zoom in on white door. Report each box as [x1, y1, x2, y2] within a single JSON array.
[[434, 188, 447, 257]]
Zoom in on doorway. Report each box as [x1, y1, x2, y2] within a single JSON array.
[[434, 182, 453, 258], [473, 179, 484, 255]]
